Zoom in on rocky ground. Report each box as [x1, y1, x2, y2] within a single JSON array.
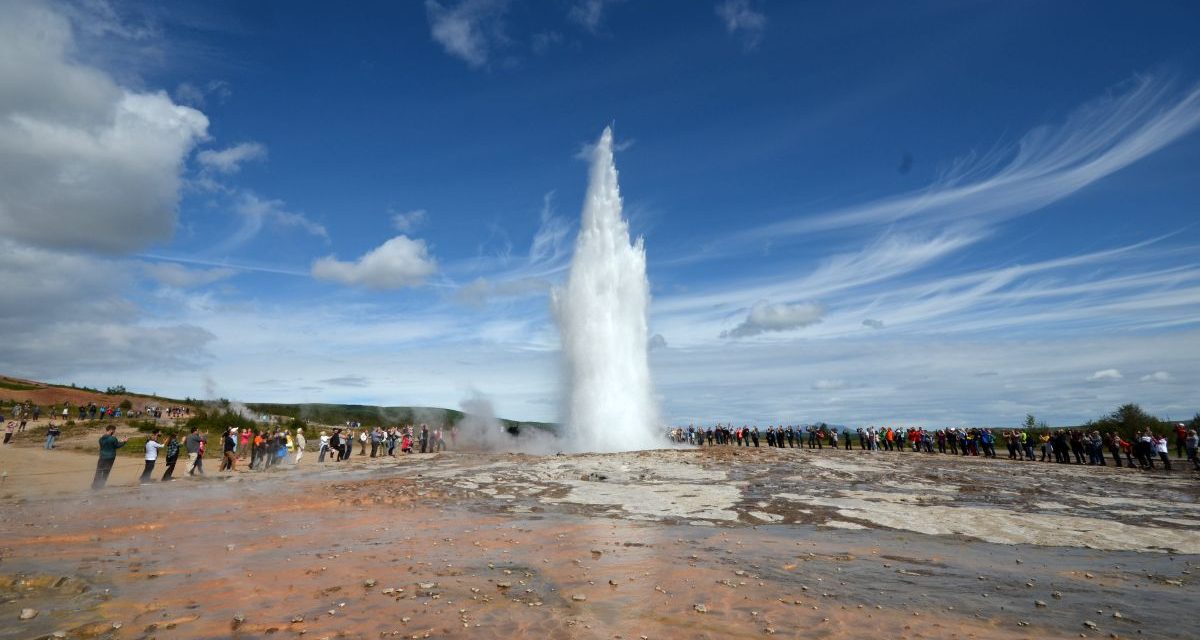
[[1, 446, 1197, 639]]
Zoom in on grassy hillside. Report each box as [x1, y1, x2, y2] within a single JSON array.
[[1, 375, 559, 434]]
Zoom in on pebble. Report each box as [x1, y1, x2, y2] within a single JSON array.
[[1112, 612, 1124, 619], [19, 608, 38, 621], [572, 594, 587, 602], [1084, 621, 1098, 629], [1052, 591, 1063, 599], [694, 604, 708, 613], [292, 616, 305, 623], [364, 579, 377, 588], [1035, 600, 1048, 608], [232, 614, 246, 624]]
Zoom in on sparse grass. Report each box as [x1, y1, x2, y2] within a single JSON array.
[[0, 380, 39, 391]]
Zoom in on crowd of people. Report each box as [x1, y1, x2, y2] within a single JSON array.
[[82, 422, 452, 489], [668, 423, 1200, 471]]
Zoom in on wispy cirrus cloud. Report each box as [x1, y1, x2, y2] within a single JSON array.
[[716, 0, 766, 50], [568, 0, 621, 33], [391, 208, 428, 233], [197, 141, 267, 174], [734, 76, 1200, 246], [216, 192, 327, 252], [1087, 368, 1123, 382], [142, 262, 236, 288]]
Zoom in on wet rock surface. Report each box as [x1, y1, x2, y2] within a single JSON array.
[[0, 447, 1196, 639]]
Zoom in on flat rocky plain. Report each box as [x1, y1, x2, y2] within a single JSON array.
[[2, 446, 1198, 639]]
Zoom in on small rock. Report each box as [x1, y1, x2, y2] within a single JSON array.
[[19, 608, 38, 621], [572, 594, 587, 602], [232, 614, 246, 624], [497, 582, 512, 589], [694, 604, 708, 613], [1085, 573, 1094, 579], [1052, 591, 1063, 599], [1112, 611, 1124, 619], [1084, 621, 1098, 629], [292, 616, 305, 623], [608, 579, 619, 586], [417, 582, 436, 589], [1035, 600, 1048, 608], [364, 579, 377, 588]]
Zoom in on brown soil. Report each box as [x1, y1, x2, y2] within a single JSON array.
[[0, 447, 1197, 639]]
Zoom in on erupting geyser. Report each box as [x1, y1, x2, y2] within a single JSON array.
[[552, 127, 660, 452]]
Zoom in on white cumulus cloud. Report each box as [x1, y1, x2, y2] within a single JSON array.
[[721, 300, 825, 338], [1087, 368, 1123, 382], [1140, 371, 1172, 382], [312, 236, 438, 289], [197, 141, 267, 174], [425, 0, 509, 68], [0, 0, 208, 253]]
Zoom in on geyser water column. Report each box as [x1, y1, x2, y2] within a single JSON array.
[[552, 127, 660, 452]]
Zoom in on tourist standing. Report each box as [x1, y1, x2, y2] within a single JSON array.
[[295, 428, 307, 464], [161, 434, 180, 481], [1153, 434, 1172, 470], [419, 424, 430, 453], [44, 422, 61, 449], [185, 427, 206, 476], [92, 425, 127, 490], [318, 431, 331, 462], [3, 421, 13, 444], [140, 431, 164, 484], [221, 427, 237, 471]]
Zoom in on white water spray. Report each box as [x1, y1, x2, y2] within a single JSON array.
[[552, 127, 660, 452]]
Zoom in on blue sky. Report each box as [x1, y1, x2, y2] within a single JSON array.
[[2, 0, 1198, 427]]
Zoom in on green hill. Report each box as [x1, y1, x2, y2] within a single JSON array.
[[244, 402, 558, 434]]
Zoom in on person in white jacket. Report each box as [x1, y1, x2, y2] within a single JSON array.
[[294, 428, 307, 465]]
